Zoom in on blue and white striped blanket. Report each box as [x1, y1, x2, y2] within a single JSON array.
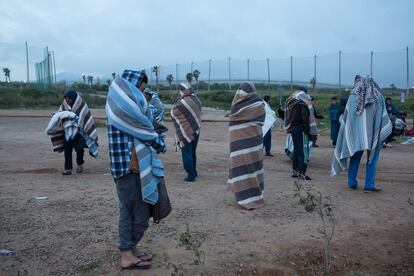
[[106, 77, 164, 204]]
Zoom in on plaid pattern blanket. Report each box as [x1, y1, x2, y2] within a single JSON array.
[[106, 76, 164, 205], [228, 82, 266, 210], [331, 77, 392, 176], [47, 93, 98, 158], [285, 90, 318, 136], [171, 83, 202, 148]]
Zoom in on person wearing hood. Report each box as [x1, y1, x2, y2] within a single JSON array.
[[331, 76, 392, 192], [170, 83, 202, 182], [46, 88, 98, 175], [144, 87, 165, 124]]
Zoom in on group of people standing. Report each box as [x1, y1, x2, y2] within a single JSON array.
[[46, 70, 392, 270]]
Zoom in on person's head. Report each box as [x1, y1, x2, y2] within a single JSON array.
[[311, 96, 317, 104], [144, 87, 154, 102], [64, 88, 78, 107], [263, 95, 271, 103], [354, 74, 361, 84], [297, 86, 308, 94], [386, 97, 392, 105], [186, 73, 193, 83], [121, 69, 148, 92], [331, 96, 337, 105]]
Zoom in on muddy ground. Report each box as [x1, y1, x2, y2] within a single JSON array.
[[0, 111, 413, 276]]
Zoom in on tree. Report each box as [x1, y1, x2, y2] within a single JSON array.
[[3, 68, 11, 82], [390, 83, 396, 90], [166, 74, 174, 90], [82, 74, 86, 84], [193, 69, 200, 92], [152, 66, 160, 91], [186, 72, 193, 84], [87, 75, 93, 86], [112, 72, 116, 80]]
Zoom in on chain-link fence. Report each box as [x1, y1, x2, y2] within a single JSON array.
[[144, 47, 413, 97]]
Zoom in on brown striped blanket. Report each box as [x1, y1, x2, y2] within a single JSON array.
[[171, 83, 202, 148], [227, 82, 266, 210], [48, 92, 98, 156]]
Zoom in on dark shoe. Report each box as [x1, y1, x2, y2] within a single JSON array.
[[348, 186, 357, 191], [62, 170, 72, 175], [266, 153, 274, 157], [299, 175, 312, 181], [184, 177, 195, 182], [291, 174, 298, 178], [313, 144, 319, 148], [364, 187, 382, 193]]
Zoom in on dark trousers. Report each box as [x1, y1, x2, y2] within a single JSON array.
[[181, 134, 199, 180], [63, 134, 85, 170], [115, 173, 150, 252], [291, 128, 307, 176], [263, 129, 272, 155]]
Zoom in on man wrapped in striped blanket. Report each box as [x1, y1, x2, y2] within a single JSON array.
[[228, 82, 266, 210], [171, 82, 202, 182], [331, 76, 392, 192], [46, 89, 98, 175]]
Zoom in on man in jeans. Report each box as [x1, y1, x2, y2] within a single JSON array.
[[106, 70, 165, 269], [171, 83, 202, 182]]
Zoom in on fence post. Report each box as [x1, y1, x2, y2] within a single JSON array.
[[207, 59, 211, 92], [191, 62, 193, 73], [338, 50, 342, 96], [314, 54, 317, 97], [228, 57, 232, 92], [247, 58, 250, 81], [25, 42, 29, 83], [407, 47, 410, 97], [175, 63, 178, 90], [52, 51, 56, 84], [290, 56, 293, 93], [267, 58, 270, 89], [370, 50, 373, 77]]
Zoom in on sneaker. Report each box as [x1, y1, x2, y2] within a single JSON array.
[[184, 177, 195, 182], [348, 186, 357, 191], [266, 153, 274, 157], [364, 187, 382, 193], [299, 175, 312, 181], [62, 170, 72, 175], [313, 144, 320, 148], [76, 165, 83, 174]]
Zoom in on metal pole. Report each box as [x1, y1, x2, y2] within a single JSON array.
[[314, 54, 317, 97], [290, 56, 293, 93], [339, 50, 342, 96], [370, 50, 373, 77], [25, 42, 29, 83], [407, 47, 410, 97], [247, 59, 250, 81], [175, 63, 178, 89], [52, 51, 56, 84], [191, 62, 193, 73], [208, 59, 211, 92], [266, 58, 270, 89], [228, 57, 231, 92]]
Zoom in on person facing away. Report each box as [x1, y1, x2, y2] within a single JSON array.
[[331, 76, 392, 192], [106, 69, 166, 270], [262, 95, 276, 157], [45, 88, 98, 175], [170, 82, 202, 182], [310, 96, 323, 148], [228, 82, 266, 210], [328, 96, 340, 146], [285, 87, 318, 180]]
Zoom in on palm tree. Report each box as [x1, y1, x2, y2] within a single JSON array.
[[152, 66, 160, 91], [82, 74, 86, 84], [193, 69, 200, 91], [166, 74, 174, 90], [87, 75, 93, 86], [112, 72, 116, 80], [3, 68, 11, 82]]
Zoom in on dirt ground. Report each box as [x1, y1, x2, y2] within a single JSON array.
[[0, 110, 413, 276]]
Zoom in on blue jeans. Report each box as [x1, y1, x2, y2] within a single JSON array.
[[263, 130, 272, 155], [348, 149, 381, 189], [115, 173, 150, 252], [181, 134, 199, 180]]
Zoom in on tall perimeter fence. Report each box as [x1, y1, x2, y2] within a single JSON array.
[[144, 47, 414, 98]]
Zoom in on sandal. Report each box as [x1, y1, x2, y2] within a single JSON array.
[[121, 259, 151, 270], [136, 252, 153, 262]]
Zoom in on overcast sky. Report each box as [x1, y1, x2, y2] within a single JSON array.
[[1, 0, 414, 85]]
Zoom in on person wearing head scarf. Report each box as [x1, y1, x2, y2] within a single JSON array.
[[228, 82, 266, 210], [331, 76, 392, 192], [143, 87, 165, 124], [45, 88, 98, 175], [284, 87, 318, 180], [106, 69, 166, 269], [170, 82, 202, 182]]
